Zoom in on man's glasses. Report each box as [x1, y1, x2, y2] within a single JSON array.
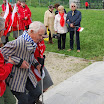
[[71, 6, 75, 7]]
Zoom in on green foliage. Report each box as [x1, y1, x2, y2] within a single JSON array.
[[80, 0, 103, 9], [0, 1, 3, 5], [26, 0, 69, 8], [24, 0, 103, 9], [80, 0, 102, 3]]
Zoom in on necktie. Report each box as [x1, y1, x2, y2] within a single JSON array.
[[72, 11, 74, 16]]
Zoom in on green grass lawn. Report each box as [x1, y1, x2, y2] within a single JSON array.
[[1, 6, 104, 61], [30, 7, 104, 61]]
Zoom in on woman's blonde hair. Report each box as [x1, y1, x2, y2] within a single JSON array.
[[58, 5, 64, 11]]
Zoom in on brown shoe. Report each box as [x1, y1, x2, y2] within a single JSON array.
[[58, 48, 61, 51], [48, 41, 50, 44], [67, 49, 72, 51], [77, 50, 80, 52], [50, 41, 54, 44]]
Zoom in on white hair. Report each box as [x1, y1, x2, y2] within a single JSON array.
[[0, 16, 5, 31], [28, 21, 46, 34], [70, 2, 77, 8]]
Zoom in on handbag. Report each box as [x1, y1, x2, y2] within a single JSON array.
[[44, 27, 49, 41], [53, 34, 60, 39]]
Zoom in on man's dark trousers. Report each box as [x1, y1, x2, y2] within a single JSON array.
[[70, 31, 80, 50], [12, 77, 41, 104]]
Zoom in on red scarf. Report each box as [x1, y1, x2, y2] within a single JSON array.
[[59, 12, 65, 27]]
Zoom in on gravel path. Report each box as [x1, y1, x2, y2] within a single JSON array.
[[44, 52, 93, 88], [16, 52, 93, 103]]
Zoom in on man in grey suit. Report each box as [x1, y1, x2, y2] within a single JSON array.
[[1, 21, 46, 104]]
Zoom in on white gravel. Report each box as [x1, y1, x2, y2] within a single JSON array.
[[44, 52, 93, 88]]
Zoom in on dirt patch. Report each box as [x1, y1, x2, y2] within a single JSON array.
[[44, 52, 93, 88]]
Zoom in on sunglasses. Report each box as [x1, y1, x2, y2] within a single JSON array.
[[71, 6, 75, 7]]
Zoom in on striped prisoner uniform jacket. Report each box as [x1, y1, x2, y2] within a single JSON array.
[[1, 37, 38, 92]]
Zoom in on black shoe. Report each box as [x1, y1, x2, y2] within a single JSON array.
[[35, 100, 42, 104]]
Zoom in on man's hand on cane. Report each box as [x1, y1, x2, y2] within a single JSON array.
[[36, 64, 41, 75]]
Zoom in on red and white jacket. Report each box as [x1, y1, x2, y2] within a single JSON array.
[[12, 4, 25, 31], [34, 40, 46, 59], [2, 3, 13, 36], [0, 51, 13, 97], [2, 3, 12, 13], [31, 40, 46, 81], [18, 5, 32, 27]]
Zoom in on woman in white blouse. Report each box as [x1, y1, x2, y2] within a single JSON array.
[[54, 5, 68, 50]]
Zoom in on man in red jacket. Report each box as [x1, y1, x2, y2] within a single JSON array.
[[85, 1, 89, 9], [1, 0, 13, 44], [16, 0, 21, 9], [18, 1, 32, 30], [0, 17, 16, 104]]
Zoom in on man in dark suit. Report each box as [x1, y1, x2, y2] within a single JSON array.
[[66, 3, 81, 52], [1, 21, 46, 104]]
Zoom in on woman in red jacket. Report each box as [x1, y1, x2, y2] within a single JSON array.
[[0, 17, 16, 104], [18, 1, 32, 30]]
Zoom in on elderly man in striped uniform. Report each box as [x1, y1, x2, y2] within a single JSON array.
[[1, 21, 46, 104]]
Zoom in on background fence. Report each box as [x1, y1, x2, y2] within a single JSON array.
[[76, 0, 103, 9], [75, 2, 103, 9], [0, 0, 104, 9], [23, 0, 70, 8]]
